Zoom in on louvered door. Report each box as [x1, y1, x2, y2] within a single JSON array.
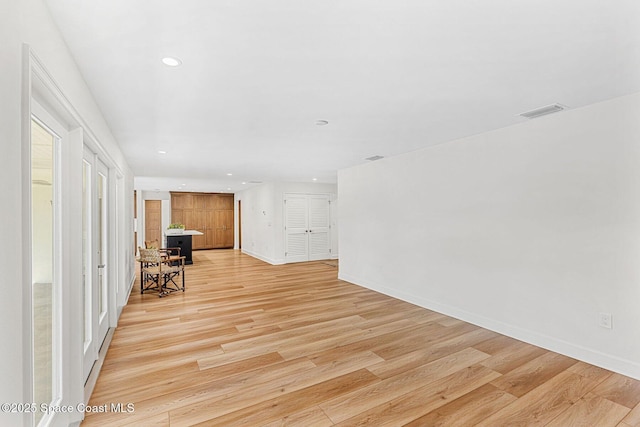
[[307, 195, 331, 260], [284, 194, 331, 263], [284, 195, 309, 263]]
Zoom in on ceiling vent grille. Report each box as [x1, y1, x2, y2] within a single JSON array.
[[519, 103, 566, 119], [365, 155, 384, 161]]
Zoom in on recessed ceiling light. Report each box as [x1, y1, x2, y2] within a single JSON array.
[[316, 120, 329, 126], [158, 150, 167, 154], [312, 178, 318, 181], [162, 57, 182, 67], [227, 187, 232, 190], [241, 182, 246, 185], [226, 173, 233, 176]]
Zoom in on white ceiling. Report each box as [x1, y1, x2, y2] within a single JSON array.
[[44, 0, 640, 192]]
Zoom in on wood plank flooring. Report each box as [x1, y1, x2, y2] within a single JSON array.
[[83, 250, 640, 426]]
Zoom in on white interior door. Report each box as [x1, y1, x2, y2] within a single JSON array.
[[82, 150, 110, 382], [82, 153, 94, 382], [307, 195, 331, 261], [284, 195, 309, 263], [284, 194, 331, 262], [96, 159, 110, 342]]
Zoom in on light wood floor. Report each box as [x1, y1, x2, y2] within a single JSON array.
[[84, 250, 640, 426]]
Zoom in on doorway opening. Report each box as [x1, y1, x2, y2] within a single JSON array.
[[238, 200, 242, 250]]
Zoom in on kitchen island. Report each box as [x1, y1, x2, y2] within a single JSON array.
[[165, 230, 203, 265]]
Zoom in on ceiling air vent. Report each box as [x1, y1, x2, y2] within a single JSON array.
[[365, 155, 384, 161], [519, 104, 567, 119]]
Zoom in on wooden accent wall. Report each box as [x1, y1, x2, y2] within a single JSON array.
[[170, 192, 234, 249]]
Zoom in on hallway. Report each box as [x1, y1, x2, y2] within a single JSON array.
[[84, 250, 640, 426]]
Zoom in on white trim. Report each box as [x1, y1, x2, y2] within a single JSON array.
[[29, 50, 123, 176], [28, 88, 82, 427], [31, 100, 67, 427], [338, 272, 640, 381], [63, 126, 84, 425], [109, 172, 119, 328], [21, 43, 34, 427], [241, 249, 285, 265], [119, 274, 136, 318], [82, 328, 115, 405], [23, 44, 130, 426]]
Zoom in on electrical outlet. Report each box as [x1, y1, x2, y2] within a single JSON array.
[[599, 312, 613, 329]]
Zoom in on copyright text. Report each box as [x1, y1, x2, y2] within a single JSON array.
[[1, 402, 135, 414]]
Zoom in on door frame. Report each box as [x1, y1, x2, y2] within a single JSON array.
[[29, 101, 65, 427], [24, 61, 85, 425], [237, 200, 242, 250]]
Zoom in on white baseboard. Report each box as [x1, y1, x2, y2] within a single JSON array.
[[128, 271, 136, 292], [84, 328, 115, 405], [338, 272, 640, 381], [117, 273, 136, 318], [241, 249, 285, 265]]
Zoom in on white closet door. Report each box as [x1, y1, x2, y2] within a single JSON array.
[[308, 195, 331, 261], [284, 194, 331, 263], [285, 195, 309, 263]]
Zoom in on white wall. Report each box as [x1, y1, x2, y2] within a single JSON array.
[[0, 0, 26, 423], [237, 183, 278, 263], [1, 0, 134, 424], [237, 182, 338, 264], [339, 92, 640, 380], [117, 174, 135, 310]]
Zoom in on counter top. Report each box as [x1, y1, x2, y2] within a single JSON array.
[[165, 230, 204, 236]]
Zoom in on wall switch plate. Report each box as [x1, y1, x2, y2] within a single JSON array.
[[599, 312, 613, 329]]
